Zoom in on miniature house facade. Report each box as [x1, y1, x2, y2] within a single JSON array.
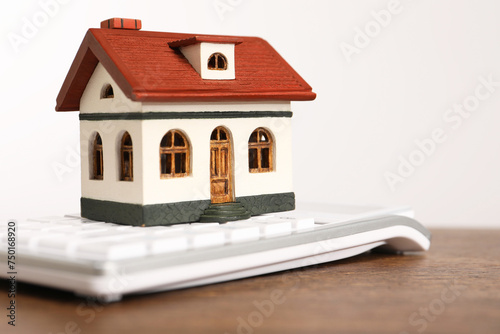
[[56, 18, 315, 226]]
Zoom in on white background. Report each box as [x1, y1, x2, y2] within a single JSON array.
[[1, 0, 500, 228]]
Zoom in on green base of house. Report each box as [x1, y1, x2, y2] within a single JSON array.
[[81, 192, 295, 226]]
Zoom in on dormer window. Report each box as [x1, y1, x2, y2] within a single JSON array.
[[168, 36, 241, 80], [101, 84, 114, 99], [208, 53, 227, 71]]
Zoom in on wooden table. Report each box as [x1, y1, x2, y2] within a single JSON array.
[[2, 229, 499, 334]]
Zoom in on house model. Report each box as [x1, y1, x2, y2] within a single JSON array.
[[56, 18, 316, 226]]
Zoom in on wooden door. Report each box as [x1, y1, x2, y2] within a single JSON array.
[[210, 127, 234, 204]]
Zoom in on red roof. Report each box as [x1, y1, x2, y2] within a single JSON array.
[[56, 28, 316, 111]]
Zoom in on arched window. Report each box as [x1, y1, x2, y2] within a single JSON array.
[[207, 53, 228, 70], [120, 132, 133, 181], [92, 133, 104, 180], [101, 84, 114, 99], [248, 128, 273, 173], [160, 130, 190, 178]]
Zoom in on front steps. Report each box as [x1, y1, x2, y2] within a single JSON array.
[[199, 202, 251, 223]]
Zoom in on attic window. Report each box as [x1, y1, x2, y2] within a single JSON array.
[[208, 53, 227, 70], [101, 84, 114, 99]]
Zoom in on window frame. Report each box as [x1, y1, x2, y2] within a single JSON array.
[[159, 130, 191, 179], [92, 133, 104, 180], [120, 132, 133, 181], [248, 128, 274, 173], [207, 53, 228, 71]]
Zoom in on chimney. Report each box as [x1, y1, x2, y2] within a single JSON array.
[[100, 18, 142, 30]]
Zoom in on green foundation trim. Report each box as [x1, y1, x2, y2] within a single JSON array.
[[80, 192, 295, 226], [236, 192, 295, 215]]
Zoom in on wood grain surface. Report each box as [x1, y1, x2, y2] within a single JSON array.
[[1, 229, 499, 334]]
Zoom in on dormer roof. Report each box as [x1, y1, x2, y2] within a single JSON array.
[[56, 19, 316, 111], [167, 36, 243, 48]]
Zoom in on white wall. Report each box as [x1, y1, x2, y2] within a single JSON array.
[[80, 63, 141, 114], [80, 117, 292, 205], [2, 0, 500, 228], [80, 120, 144, 203]]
